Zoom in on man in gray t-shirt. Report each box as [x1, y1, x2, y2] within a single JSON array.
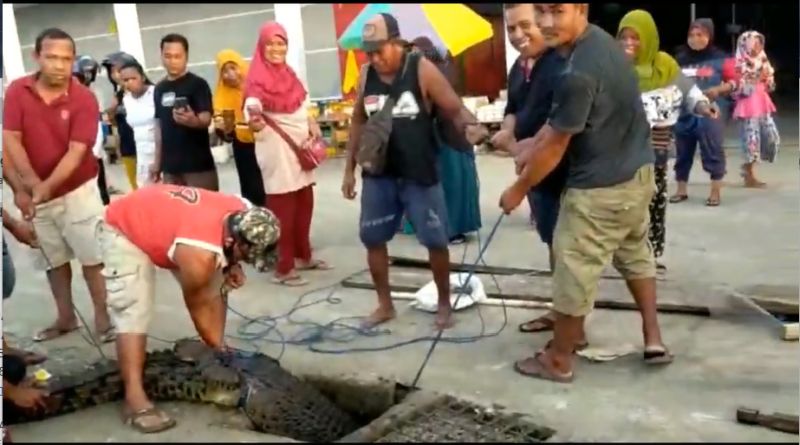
[[499, 3, 670, 384]]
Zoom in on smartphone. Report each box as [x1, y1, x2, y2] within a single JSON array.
[[244, 97, 263, 119], [246, 104, 262, 117], [173, 96, 189, 110]]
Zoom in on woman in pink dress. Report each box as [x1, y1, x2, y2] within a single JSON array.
[[244, 21, 332, 286], [730, 30, 780, 187]]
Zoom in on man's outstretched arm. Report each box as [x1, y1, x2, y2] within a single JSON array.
[[172, 244, 226, 349]]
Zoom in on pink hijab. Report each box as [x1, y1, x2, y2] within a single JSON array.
[[244, 21, 307, 114]]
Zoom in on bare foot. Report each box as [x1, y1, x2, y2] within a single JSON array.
[[434, 308, 455, 331], [744, 178, 766, 188], [361, 307, 396, 329]]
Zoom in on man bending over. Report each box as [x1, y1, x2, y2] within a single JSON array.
[[97, 184, 280, 433]]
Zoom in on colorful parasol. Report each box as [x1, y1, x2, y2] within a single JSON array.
[[338, 3, 494, 57]]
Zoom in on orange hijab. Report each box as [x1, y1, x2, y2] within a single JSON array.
[[214, 49, 253, 143]]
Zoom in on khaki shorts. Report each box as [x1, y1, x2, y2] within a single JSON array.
[[552, 164, 657, 317], [31, 178, 105, 271], [96, 220, 156, 334]]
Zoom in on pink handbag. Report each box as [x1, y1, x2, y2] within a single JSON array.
[[261, 114, 327, 171]]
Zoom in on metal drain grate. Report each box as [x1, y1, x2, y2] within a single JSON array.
[[375, 396, 555, 443]]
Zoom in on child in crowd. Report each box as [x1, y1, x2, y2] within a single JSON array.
[[731, 30, 780, 187]]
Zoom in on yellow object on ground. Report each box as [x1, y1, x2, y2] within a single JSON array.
[[34, 368, 52, 382]]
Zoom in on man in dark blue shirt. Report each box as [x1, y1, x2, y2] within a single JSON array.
[[494, 3, 567, 334], [499, 3, 671, 383]]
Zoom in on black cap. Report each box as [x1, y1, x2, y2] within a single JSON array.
[[361, 13, 402, 52]]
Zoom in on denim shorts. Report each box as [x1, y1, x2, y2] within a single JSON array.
[[359, 176, 450, 249], [3, 239, 16, 300]]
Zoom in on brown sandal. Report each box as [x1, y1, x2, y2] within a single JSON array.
[[32, 325, 80, 343], [518, 315, 555, 333], [6, 347, 48, 365], [122, 406, 177, 434], [513, 353, 574, 384], [96, 326, 117, 344], [643, 345, 674, 365], [669, 194, 688, 203]]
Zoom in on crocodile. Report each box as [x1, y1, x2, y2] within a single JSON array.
[[5, 339, 360, 443]]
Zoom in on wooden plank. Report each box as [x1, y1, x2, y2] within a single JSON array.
[[737, 284, 799, 317], [389, 256, 545, 277], [391, 292, 553, 310], [782, 323, 799, 341], [387, 255, 665, 282], [342, 267, 711, 316]]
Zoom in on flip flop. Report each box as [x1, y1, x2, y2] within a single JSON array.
[[96, 326, 117, 344], [296, 259, 334, 271], [518, 315, 555, 333], [643, 345, 674, 365], [7, 348, 48, 365], [270, 275, 310, 287], [449, 235, 467, 245], [122, 406, 177, 434], [668, 194, 688, 203], [705, 198, 721, 207], [513, 353, 574, 384], [32, 325, 80, 343]]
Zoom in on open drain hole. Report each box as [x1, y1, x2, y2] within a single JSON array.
[[234, 377, 555, 443], [300, 375, 410, 434]]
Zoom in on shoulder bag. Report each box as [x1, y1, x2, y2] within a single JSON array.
[[261, 113, 327, 172], [356, 53, 414, 176]]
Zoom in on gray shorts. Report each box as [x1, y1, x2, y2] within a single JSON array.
[[3, 239, 16, 300], [359, 176, 449, 249]]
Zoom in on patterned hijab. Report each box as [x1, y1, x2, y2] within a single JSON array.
[[735, 31, 774, 85], [618, 10, 680, 92]]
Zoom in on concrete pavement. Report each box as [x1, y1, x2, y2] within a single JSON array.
[[3, 138, 798, 442]]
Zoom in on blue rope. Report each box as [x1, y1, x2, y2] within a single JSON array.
[[129, 214, 508, 366], [409, 212, 505, 388]]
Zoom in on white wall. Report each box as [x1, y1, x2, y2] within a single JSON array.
[[8, 3, 344, 101]]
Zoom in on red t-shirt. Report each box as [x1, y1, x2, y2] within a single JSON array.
[[104, 184, 249, 269], [3, 74, 100, 199]]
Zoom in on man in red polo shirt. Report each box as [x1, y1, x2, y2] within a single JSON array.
[[97, 184, 280, 433], [2, 28, 113, 343]]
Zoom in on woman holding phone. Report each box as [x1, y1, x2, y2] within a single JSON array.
[[102, 52, 140, 191], [244, 21, 331, 287], [213, 49, 266, 206], [119, 59, 158, 187]]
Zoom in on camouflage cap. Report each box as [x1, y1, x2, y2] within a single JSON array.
[[229, 207, 280, 272]]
